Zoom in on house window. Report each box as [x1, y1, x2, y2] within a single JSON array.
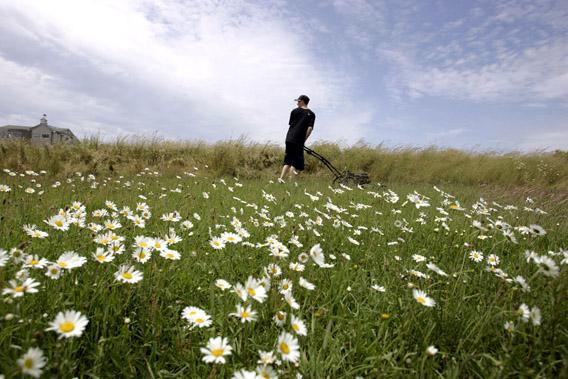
[[42, 134, 50, 138]]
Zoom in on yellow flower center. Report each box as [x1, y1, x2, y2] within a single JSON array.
[[241, 311, 250, 318], [277, 312, 285, 320], [24, 358, 34, 369], [195, 318, 205, 324], [58, 262, 68, 268], [96, 255, 105, 261], [139, 252, 146, 259], [211, 348, 224, 357], [280, 342, 290, 354], [55, 220, 64, 227], [122, 272, 133, 280], [417, 297, 426, 304], [293, 323, 299, 331], [31, 259, 39, 265], [15, 286, 24, 293], [283, 283, 289, 290], [166, 253, 174, 259], [247, 288, 256, 296], [60, 321, 76, 333]]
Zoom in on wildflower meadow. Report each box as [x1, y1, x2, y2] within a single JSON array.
[[0, 159, 567, 378]]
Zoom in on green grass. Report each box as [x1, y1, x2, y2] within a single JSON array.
[[0, 168, 567, 378]]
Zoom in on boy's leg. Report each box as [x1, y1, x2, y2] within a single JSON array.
[[280, 165, 291, 180]]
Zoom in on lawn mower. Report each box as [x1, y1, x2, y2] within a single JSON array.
[[303, 146, 370, 186]]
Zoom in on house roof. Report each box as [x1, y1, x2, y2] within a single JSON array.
[[1, 120, 78, 139], [0, 125, 32, 130]]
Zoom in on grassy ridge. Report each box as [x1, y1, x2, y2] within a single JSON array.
[[1, 138, 568, 190]]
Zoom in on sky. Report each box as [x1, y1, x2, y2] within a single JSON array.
[[0, 0, 567, 152]]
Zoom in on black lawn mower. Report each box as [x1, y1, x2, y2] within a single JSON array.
[[303, 146, 370, 186]]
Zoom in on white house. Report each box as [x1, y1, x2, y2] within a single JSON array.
[[0, 115, 78, 144]]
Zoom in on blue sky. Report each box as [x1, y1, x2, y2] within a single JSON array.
[[0, 0, 567, 151]]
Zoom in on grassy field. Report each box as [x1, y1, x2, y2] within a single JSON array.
[[0, 146, 567, 378]]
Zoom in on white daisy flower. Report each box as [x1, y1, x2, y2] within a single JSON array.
[[230, 304, 257, 323], [412, 289, 436, 307], [17, 347, 47, 378], [291, 315, 307, 336], [200, 336, 232, 364], [114, 265, 143, 284], [46, 310, 89, 339], [277, 332, 300, 363]]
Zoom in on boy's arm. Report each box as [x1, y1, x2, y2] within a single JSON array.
[[305, 127, 313, 142]]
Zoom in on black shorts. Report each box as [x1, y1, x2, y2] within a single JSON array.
[[283, 142, 304, 171]]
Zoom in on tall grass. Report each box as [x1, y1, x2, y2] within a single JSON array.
[[1, 137, 567, 189]]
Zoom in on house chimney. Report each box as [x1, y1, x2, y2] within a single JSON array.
[[40, 114, 48, 126]]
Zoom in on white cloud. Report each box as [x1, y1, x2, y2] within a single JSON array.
[[0, 0, 367, 143]]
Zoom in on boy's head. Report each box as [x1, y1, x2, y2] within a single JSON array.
[[294, 94, 310, 107]]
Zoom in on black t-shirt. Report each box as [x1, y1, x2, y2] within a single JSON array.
[[285, 108, 315, 145]]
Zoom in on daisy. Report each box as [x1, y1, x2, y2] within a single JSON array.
[[160, 248, 181, 260], [371, 284, 386, 292], [536, 256, 559, 278], [114, 265, 143, 284], [277, 332, 300, 363], [425, 345, 438, 356], [426, 263, 448, 277], [264, 263, 282, 277], [23, 224, 49, 239], [230, 304, 257, 323], [45, 264, 62, 280], [0, 249, 8, 267], [297, 253, 309, 263], [274, 311, 287, 327], [529, 224, 546, 236], [210, 237, 226, 250], [412, 289, 436, 307], [245, 276, 268, 303], [151, 239, 167, 251], [17, 347, 47, 378], [529, 306, 541, 326], [291, 315, 307, 336], [200, 336, 232, 364], [299, 277, 315, 290], [518, 304, 530, 323], [279, 279, 293, 293], [233, 283, 248, 302], [92, 248, 115, 263], [56, 251, 87, 270], [289, 262, 305, 272], [104, 219, 122, 230], [469, 250, 484, 263], [182, 307, 213, 328], [165, 228, 182, 245], [283, 291, 300, 310], [44, 214, 69, 231], [215, 279, 232, 291], [23, 254, 49, 269], [487, 254, 500, 266], [222, 232, 242, 244], [133, 235, 153, 249], [256, 365, 278, 379], [2, 278, 40, 298], [257, 350, 277, 366], [232, 369, 258, 379], [46, 310, 89, 339], [513, 275, 530, 292], [132, 248, 152, 264], [504, 321, 516, 333]]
